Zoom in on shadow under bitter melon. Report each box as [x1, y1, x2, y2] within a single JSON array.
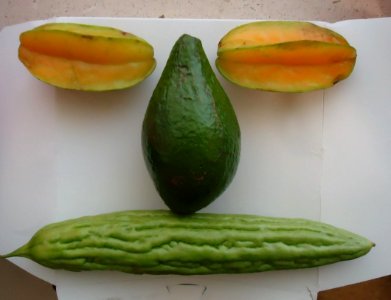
[[142, 34, 241, 214], [2, 210, 374, 275]]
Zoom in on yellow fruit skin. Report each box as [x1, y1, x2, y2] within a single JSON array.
[[18, 23, 156, 91], [216, 21, 357, 93]]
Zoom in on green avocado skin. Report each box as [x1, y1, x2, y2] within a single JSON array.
[[142, 34, 241, 214]]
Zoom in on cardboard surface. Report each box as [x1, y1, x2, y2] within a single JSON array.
[[0, 17, 390, 299], [318, 275, 391, 300]]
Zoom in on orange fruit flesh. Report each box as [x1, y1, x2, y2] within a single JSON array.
[[218, 41, 356, 65], [20, 30, 153, 65], [216, 58, 355, 92], [19, 46, 156, 91]]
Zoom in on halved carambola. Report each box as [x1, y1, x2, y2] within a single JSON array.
[[216, 21, 357, 93], [18, 23, 156, 91]]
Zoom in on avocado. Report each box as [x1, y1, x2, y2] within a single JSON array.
[[142, 34, 241, 214]]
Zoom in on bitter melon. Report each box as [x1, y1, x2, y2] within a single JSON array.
[[2, 210, 373, 275]]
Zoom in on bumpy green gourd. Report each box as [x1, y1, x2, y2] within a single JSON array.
[[2, 210, 373, 275]]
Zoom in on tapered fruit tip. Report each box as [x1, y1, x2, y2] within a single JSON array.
[[1, 252, 12, 259], [178, 33, 199, 44], [364, 240, 375, 254], [0, 244, 30, 259]]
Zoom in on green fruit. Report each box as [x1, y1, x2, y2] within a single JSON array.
[[142, 34, 241, 214], [2, 210, 374, 275]]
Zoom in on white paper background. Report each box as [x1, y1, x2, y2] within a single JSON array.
[[0, 17, 390, 299]]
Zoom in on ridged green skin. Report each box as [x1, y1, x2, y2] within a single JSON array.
[[3, 210, 374, 275], [142, 34, 241, 214]]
